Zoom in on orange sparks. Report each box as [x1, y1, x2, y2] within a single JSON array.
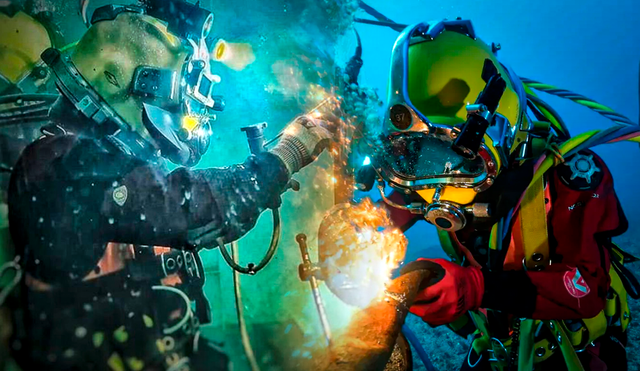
[[317, 199, 408, 308]]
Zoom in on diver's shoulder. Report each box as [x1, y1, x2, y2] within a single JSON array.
[[13, 134, 106, 176]]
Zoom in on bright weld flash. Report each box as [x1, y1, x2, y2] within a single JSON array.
[[318, 199, 408, 308], [182, 116, 199, 132], [362, 156, 371, 166]]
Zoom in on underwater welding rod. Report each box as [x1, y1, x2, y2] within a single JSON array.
[[296, 233, 332, 346]]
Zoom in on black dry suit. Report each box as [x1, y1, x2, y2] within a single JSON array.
[[6, 99, 290, 371]]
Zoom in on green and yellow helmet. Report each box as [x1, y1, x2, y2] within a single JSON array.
[[43, 2, 223, 167], [374, 19, 531, 231], [0, 5, 62, 94]]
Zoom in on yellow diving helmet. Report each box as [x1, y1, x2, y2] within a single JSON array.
[[0, 4, 62, 94], [372, 19, 531, 232], [42, 1, 223, 166]]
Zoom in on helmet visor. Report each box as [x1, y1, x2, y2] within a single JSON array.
[[375, 132, 488, 189]]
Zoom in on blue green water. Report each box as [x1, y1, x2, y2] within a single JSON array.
[[2, 0, 640, 370]]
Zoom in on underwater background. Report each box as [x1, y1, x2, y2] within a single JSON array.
[[1, 0, 640, 370], [357, 1, 640, 369]]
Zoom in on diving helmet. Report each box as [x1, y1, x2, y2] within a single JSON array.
[[0, 4, 62, 94], [371, 19, 533, 232], [42, 1, 225, 167]]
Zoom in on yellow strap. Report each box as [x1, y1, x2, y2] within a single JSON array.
[[519, 174, 550, 271], [548, 321, 585, 371], [609, 267, 631, 331], [581, 311, 608, 346]]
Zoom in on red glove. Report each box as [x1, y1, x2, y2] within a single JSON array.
[[402, 258, 484, 326]]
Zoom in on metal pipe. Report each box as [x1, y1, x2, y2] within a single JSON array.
[[304, 270, 429, 371], [296, 234, 332, 346]]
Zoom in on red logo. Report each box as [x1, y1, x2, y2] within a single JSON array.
[[564, 268, 590, 298]]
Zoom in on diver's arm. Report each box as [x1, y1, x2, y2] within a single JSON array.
[[98, 114, 332, 247], [22, 135, 289, 249], [482, 152, 626, 319]]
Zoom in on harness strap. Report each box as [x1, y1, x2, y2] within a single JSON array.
[[609, 267, 631, 330], [547, 321, 585, 371], [518, 175, 550, 271]]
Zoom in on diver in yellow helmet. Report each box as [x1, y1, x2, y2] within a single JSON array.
[[365, 19, 635, 371], [0, 2, 63, 176], [0, 4, 68, 369], [5, 1, 342, 370], [0, 2, 63, 95]]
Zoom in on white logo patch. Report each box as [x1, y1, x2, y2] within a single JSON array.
[[113, 185, 128, 207]]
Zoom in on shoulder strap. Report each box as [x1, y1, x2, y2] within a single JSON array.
[[518, 174, 551, 271]]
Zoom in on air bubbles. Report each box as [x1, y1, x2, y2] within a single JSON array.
[[140, 214, 146, 221], [75, 327, 87, 338]]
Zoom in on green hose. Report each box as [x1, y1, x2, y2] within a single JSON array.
[[521, 78, 636, 126]]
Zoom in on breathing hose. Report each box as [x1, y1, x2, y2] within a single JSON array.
[[521, 77, 636, 127], [216, 208, 281, 275], [231, 241, 261, 371], [402, 324, 438, 371]]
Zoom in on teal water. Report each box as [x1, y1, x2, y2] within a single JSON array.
[[2, 0, 640, 370]]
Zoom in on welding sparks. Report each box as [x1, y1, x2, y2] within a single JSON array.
[[317, 199, 407, 308]]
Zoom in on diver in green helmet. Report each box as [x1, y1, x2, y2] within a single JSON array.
[[356, 18, 640, 371], [4, 1, 343, 370]]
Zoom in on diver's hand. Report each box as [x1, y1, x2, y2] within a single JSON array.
[[400, 258, 484, 326], [270, 114, 336, 175]]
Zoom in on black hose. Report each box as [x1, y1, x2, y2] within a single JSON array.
[[216, 208, 281, 275], [354, 18, 407, 32], [231, 241, 261, 371], [358, 0, 397, 24]]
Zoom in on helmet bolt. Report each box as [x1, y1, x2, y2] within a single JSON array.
[[532, 253, 544, 262]]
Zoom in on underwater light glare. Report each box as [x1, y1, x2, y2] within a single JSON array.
[[212, 39, 256, 71]]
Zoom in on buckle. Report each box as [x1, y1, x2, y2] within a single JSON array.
[[161, 251, 201, 281]]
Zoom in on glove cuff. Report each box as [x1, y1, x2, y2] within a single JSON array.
[[270, 136, 310, 175]]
